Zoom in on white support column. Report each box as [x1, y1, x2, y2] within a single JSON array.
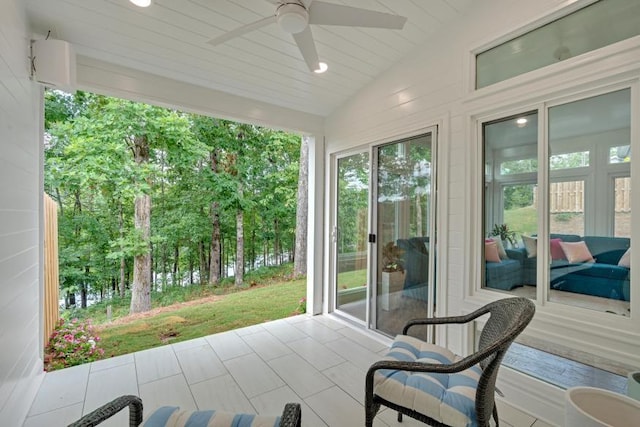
[[306, 134, 325, 315]]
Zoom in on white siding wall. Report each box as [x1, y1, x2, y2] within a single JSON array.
[[0, 0, 45, 425], [324, 0, 638, 423]]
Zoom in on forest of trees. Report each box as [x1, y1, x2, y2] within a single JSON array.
[[44, 90, 306, 313]]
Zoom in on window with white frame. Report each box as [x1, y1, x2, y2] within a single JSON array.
[[475, 0, 640, 89], [482, 88, 632, 318]]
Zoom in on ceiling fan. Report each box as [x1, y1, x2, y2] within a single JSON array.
[[208, 0, 407, 72]]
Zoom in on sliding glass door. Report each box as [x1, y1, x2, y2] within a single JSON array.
[[332, 130, 437, 337], [334, 152, 369, 322], [373, 132, 436, 337]]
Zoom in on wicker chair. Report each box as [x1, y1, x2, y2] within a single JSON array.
[[365, 297, 535, 427], [68, 394, 302, 427]]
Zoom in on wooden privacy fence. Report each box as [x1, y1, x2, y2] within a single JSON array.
[[533, 177, 631, 213], [44, 193, 60, 347]]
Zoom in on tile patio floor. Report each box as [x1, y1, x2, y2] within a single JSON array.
[[24, 314, 552, 427]]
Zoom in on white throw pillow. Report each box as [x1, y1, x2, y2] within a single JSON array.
[[521, 235, 537, 258], [618, 248, 631, 268]]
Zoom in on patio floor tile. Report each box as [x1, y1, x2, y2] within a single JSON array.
[[138, 373, 196, 414], [205, 330, 253, 361], [240, 330, 293, 361], [189, 374, 254, 413], [27, 363, 89, 416], [24, 315, 542, 427], [23, 403, 82, 427], [174, 344, 227, 385], [267, 353, 333, 398], [83, 363, 138, 413], [250, 386, 328, 427], [134, 345, 182, 385], [287, 336, 346, 371], [262, 319, 309, 343], [224, 353, 285, 398]]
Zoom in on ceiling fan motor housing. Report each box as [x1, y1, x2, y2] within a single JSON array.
[[277, 3, 309, 34]]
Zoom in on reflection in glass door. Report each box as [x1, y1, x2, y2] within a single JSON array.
[[335, 152, 369, 322], [374, 133, 435, 337]]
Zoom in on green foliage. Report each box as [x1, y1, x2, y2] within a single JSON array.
[[503, 184, 534, 210], [296, 297, 307, 314], [490, 223, 517, 244], [554, 212, 578, 222], [336, 152, 369, 255], [45, 318, 105, 371], [44, 89, 303, 304], [381, 242, 404, 272]]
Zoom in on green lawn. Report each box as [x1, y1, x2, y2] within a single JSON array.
[[336, 268, 367, 290], [504, 206, 538, 237], [59, 264, 307, 359], [95, 278, 306, 357]]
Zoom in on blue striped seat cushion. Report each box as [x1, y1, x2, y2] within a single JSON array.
[[144, 406, 281, 427], [374, 335, 481, 427]]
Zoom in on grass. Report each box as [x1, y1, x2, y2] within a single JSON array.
[[336, 268, 367, 290], [504, 206, 538, 237], [63, 264, 306, 359], [96, 279, 306, 357], [65, 264, 296, 324]]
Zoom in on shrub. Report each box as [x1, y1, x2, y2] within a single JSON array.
[[296, 297, 307, 314], [44, 318, 105, 371]]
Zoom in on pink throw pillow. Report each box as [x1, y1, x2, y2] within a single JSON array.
[[560, 241, 595, 264], [485, 241, 501, 263], [550, 238, 565, 260]]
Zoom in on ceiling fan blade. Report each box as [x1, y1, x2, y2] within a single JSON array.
[[292, 27, 320, 72], [208, 15, 277, 46], [309, 1, 407, 29]]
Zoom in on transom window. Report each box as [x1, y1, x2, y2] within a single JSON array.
[[476, 0, 640, 89]]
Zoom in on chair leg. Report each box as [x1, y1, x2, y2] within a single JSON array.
[[365, 403, 380, 427], [397, 412, 403, 422]]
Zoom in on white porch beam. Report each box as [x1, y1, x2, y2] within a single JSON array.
[[75, 56, 325, 135], [307, 134, 325, 315]]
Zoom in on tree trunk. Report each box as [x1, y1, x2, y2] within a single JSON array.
[[130, 135, 152, 314], [119, 257, 126, 298], [161, 242, 168, 287], [199, 239, 206, 285], [173, 244, 179, 285], [189, 250, 194, 285], [235, 187, 244, 287], [209, 150, 222, 285], [209, 203, 221, 285], [130, 193, 151, 313], [81, 269, 88, 309], [274, 218, 280, 266], [118, 202, 126, 298], [293, 135, 309, 277]]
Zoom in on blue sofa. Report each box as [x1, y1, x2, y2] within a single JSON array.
[[485, 248, 524, 291], [509, 234, 630, 301], [396, 237, 430, 301]]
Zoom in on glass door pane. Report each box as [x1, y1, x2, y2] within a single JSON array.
[[374, 133, 434, 337], [547, 89, 631, 315], [335, 152, 369, 321]]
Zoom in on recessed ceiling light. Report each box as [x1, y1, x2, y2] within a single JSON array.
[[130, 0, 151, 7], [314, 62, 328, 74]]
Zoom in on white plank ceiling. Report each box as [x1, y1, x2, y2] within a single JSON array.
[[25, 0, 472, 117]]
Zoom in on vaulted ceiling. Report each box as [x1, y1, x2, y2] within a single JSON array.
[[25, 0, 472, 117]]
